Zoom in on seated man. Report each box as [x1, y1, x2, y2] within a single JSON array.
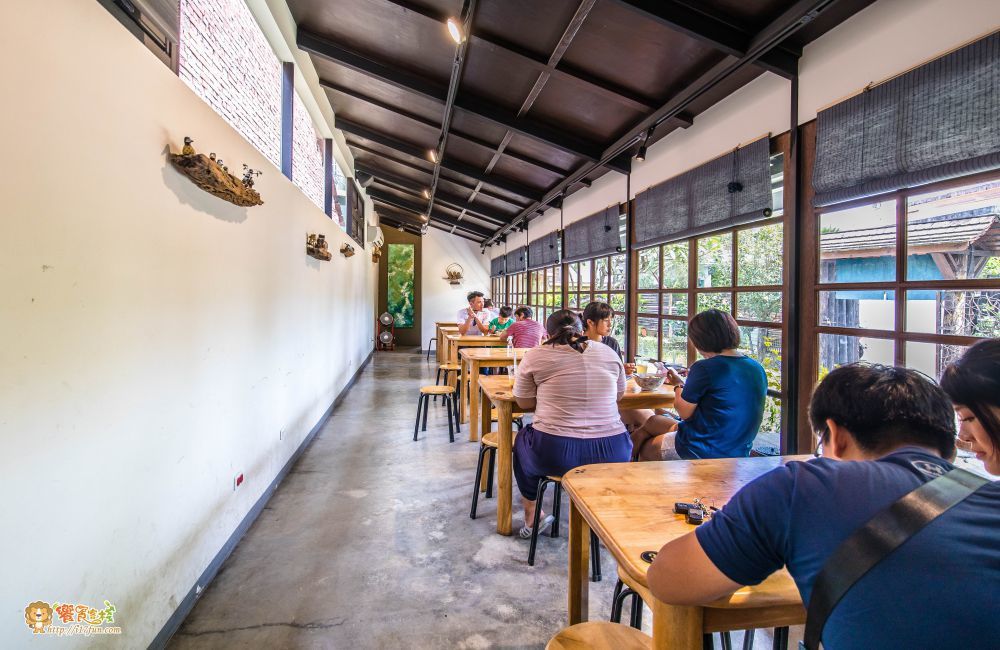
[[648, 364, 999, 649], [457, 290, 490, 336], [500, 306, 546, 348]]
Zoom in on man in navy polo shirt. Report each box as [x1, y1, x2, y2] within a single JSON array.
[[647, 364, 999, 649]]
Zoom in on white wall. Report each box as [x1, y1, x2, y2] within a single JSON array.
[[528, 0, 1000, 233], [0, 1, 375, 647], [421, 230, 491, 346]]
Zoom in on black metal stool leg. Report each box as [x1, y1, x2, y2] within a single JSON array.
[[629, 592, 643, 629], [413, 394, 424, 441], [590, 530, 602, 582], [610, 579, 625, 622], [720, 632, 733, 650], [551, 482, 563, 538], [445, 395, 455, 442], [470, 445, 489, 518], [741, 629, 755, 650], [703, 634, 715, 650], [434, 368, 441, 402], [527, 478, 551, 566], [452, 387, 461, 433], [772, 627, 789, 650], [422, 394, 430, 431], [485, 447, 496, 498]]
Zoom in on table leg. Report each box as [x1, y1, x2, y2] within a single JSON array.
[[651, 599, 703, 649], [436, 329, 443, 364], [568, 499, 590, 625], [469, 362, 481, 438], [495, 401, 513, 535], [480, 385, 492, 493], [460, 358, 469, 424]]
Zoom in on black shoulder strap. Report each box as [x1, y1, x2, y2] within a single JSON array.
[[802, 467, 989, 650]]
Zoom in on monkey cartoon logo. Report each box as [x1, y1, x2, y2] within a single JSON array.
[[25, 601, 53, 634]]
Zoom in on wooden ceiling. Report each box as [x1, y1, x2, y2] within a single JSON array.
[[288, 0, 876, 244]]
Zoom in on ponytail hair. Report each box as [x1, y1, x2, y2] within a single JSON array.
[[544, 309, 589, 353]]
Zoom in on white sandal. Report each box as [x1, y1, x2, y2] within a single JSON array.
[[519, 514, 555, 539]]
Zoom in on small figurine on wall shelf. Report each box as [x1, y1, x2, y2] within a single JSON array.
[[340, 243, 356, 258], [306, 233, 332, 261], [371, 243, 383, 263], [167, 136, 263, 207]]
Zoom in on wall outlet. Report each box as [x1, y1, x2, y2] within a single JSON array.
[[234, 473, 244, 491]]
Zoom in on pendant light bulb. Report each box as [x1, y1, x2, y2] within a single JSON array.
[[446, 18, 464, 44], [428, 149, 438, 163]]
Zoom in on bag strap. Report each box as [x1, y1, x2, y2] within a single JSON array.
[[802, 467, 988, 650]]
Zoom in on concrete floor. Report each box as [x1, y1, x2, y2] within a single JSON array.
[[169, 349, 789, 649]]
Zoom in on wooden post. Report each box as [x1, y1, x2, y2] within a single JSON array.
[[469, 360, 481, 441], [651, 600, 703, 650], [568, 500, 590, 625], [495, 401, 514, 535]]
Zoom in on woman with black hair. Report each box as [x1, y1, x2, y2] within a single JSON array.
[[580, 301, 636, 374], [941, 338, 1000, 475], [511, 309, 631, 538], [630, 309, 767, 461]]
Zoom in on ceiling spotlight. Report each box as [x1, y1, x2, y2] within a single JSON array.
[[397, 224, 405, 232], [420, 214, 429, 222], [428, 149, 438, 163], [422, 189, 430, 199], [635, 126, 655, 162], [446, 18, 465, 44]]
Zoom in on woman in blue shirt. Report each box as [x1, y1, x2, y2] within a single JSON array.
[[630, 309, 767, 460]]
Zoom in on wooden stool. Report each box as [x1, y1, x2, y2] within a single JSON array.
[[426, 337, 436, 361], [528, 474, 602, 582], [469, 429, 522, 519], [414, 385, 458, 443], [546, 621, 650, 650], [435, 363, 462, 403]]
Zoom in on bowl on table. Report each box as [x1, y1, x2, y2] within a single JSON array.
[[634, 373, 665, 392]]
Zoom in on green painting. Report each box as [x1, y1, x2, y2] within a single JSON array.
[[387, 243, 415, 327]]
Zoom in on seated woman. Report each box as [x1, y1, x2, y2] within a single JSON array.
[[941, 338, 1000, 475], [579, 301, 635, 374], [512, 309, 632, 537], [629, 309, 767, 461]]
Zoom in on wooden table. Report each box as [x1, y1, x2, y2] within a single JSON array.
[[479, 375, 676, 536], [436, 325, 459, 364], [459, 347, 531, 442], [447, 335, 504, 420], [563, 457, 810, 649]]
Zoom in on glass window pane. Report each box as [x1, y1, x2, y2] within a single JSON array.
[[819, 200, 897, 283], [698, 292, 732, 313], [553, 267, 562, 290], [612, 315, 626, 342], [661, 292, 688, 317], [595, 257, 609, 291], [579, 261, 592, 291], [737, 292, 782, 323], [663, 242, 689, 289], [661, 319, 688, 365], [906, 179, 1000, 280], [740, 327, 782, 389], [818, 334, 894, 376], [567, 293, 578, 308], [567, 263, 578, 291], [906, 341, 969, 380], [738, 223, 783, 286], [906, 289, 1000, 338], [611, 254, 627, 290], [698, 233, 733, 287], [769, 153, 785, 219], [545, 268, 555, 291], [638, 247, 659, 289], [637, 316, 660, 359], [610, 293, 626, 315], [638, 292, 659, 313], [593, 293, 608, 305], [819, 290, 895, 330]]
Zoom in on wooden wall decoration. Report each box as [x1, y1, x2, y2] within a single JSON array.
[[168, 151, 263, 207], [306, 234, 332, 261]]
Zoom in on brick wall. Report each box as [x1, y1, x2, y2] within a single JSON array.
[[291, 91, 325, 212], [178, 0, 282, 168]]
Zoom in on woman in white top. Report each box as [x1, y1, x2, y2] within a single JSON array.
[[512, 309, 632, 538]]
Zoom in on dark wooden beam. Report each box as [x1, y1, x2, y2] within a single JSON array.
[[298, 28, 627, 171], [345, 140, 530, 209], [357, 164, 510, 224], [370, 178, 505, 229], [485, 0, 837, 245], [336, 117, 545, 201], [607, 0, 801, 78], [319, 79, 568, 176], [369, 189, 494, 237], [379, 0, 662, 113], [376, 203, 487, 242]]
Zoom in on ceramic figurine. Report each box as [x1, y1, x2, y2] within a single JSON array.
[[209, 152, 216, 161], [182, 136, 195, 156]]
